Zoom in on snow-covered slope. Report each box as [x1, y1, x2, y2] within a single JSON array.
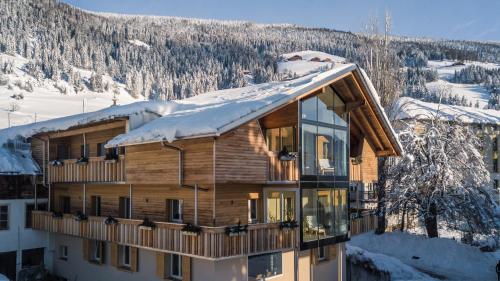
[[393, 97, 500, 124], [424, 59, 500, 109], [277, 50, 346, 79], [0, 53, 138, 129], [349, 232, 497, 281]]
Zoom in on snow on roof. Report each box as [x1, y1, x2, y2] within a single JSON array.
[[281, 50, 346, 63], [0, 101, 169, 146], [393, 97, 500, 125], [0, 147, 40, 175], [107, 63, 357, 147]]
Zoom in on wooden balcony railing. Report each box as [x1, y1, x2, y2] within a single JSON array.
[[32, 211, 297, 260], [350, 214, 378, 236], [268, 152, 298, 182], [49, 156, 125, 183]]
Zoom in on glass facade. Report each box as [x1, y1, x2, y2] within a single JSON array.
[[299, 86, 349, 250]]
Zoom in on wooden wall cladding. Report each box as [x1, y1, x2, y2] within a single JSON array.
[[214, 183, 263, 226], [125, 138, 214, 186], [215, 121, 268, 184]]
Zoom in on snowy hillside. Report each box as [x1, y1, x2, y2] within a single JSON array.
[[420, 59, 500, 109], [0, 53, 138, 129]]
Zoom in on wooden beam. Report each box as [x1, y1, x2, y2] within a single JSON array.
[[45, 120, 127, 139], [346, 100, 365, 112], [376, 150, 396, 157]]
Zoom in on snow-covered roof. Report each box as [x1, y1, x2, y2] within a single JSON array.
[[393, 97, 500, 125], [0, 147, 40, 175], [277, 50, 347, 78], [107, 63, 357, 146]]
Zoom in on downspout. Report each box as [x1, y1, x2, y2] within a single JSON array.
[[161, 141, 183, 186]]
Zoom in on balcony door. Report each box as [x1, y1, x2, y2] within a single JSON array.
[[263, 189, 298, 223]]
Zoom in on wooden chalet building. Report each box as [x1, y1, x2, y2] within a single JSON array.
[[0, 63, 401, 281]]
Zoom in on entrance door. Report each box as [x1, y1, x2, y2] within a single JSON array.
[[264, 189, 297, 223]]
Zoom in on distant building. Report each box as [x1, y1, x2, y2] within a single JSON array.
[[0, 145, 48, 280]]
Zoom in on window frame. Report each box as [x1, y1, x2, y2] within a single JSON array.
[[90, 241, 102, 263], [119, 245, 131, 268], [59, 245, 68, 261], [247, 251, 283, 280], [0, 205, 9, 230], [170, 254, 183, 279], [91, 196, 101, 217], [170, 199, 183, 223], [248, 198, 258, 223], [318, 246, 326, 261]]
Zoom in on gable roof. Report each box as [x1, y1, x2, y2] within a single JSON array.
[[0, 63, 403, 175]]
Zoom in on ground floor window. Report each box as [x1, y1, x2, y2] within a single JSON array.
[[318, 246, 326, 261], [22, 248, 44, 268], [265, 190, 296, 223], [59, 245, 68, 261], [119, 245, 131, 268], [90, 241, 103, 263], [248, 252, 282, 280], [170, 254, 182, 279], [0, 205, 9, 230], [248, 198, 258, 223]]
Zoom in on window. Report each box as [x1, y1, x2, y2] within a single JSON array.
[[0, 205, 9, 230], [265, 191, 295, 223], [248, 199, 258, 223], [97, 143, 106, 157], [248, 252, 282, 280], [59, 245, 68, 261], [90, 241, 103, 263], [300, 88, 348, 177], [25, 203, 47, 228], [56, 144, 69, 160], [90, 196, 101, 217], [169, 199, 183, 223], [170, 254, 182, 279], [318, 246, 326, 261], [22, 248, 44, 268], [119, 245, 131, 268], [60, 196, 71, 214], [119, 197, 130, 219], [80, 144, 89, 158], [266, 127, 296, 152]]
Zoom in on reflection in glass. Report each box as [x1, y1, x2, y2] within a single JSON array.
[[266, 128, 280, 152], [281, 127, 295, 152], [317, 90, 334, 124], [334, 130, 348, 176], [266, 192, 282, 222], [302, 189, 318, 242], [317, 126, 335, 175], [301, 96, 317, 121], [318, 189, 334, 238], [334, 189, 348, 235], [334, 93, 347, 126], [266, 191, 296, 222], [302, 124, 317, 175]]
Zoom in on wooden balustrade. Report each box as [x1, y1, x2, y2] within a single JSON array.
[[32, 211, 296, 260], [350, 214, 378, 236], [49, 156, 125, 183], [268, 152, 298, 182]]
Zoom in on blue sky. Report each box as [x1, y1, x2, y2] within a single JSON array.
[[62, 0, 500, 42]]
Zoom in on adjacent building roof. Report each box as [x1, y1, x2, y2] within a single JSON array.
[[393, 97, 500, 125]]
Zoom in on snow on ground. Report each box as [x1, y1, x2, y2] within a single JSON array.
[[423, 60, 500, 109], [393, 97, 500, 124], [427, 60, 500, 81], [349, 231, 498, 281], [347, 244, 437, 281], [426, 80, 490, 109], [278, 50, 346, 78], [0, 53, 138, 129]]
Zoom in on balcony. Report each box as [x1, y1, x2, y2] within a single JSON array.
[[32, 211, 297, 260], [49, 156, 125, 183], [267, 152, 298, 182]]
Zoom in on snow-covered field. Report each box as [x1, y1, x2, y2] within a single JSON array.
[[0, 53, 138, 129], [348, 231, 498, 281], [425, 60, 500, 109]]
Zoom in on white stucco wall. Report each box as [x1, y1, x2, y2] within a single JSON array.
[[0, 198, 49, 277]]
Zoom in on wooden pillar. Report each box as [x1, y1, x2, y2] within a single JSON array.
[[194, 184, 198, 225], [129, 184, 133, 218], [83, 184, 86, 214]]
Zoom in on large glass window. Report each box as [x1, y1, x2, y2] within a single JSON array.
[[266, 191, 295, 222], [300, 89, 348, 178], [248, 252, 282, 280], [266, 126, 296, 152]]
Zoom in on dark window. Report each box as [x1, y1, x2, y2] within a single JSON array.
[[119, 197, 130, 219], [0, 251, 17, 280], [56, 144, 69, 160], [248, 199, 258, 223], [60, 196, 71, 214], [26, 203, 47, 228], [80, 144, 89, 158], [97, 143, 106, 157], [318, 246, 326, 261], [248, 252, 282, 280], [169, 199, 182, 223], [90, 241, 103, 263], [0, 205, 9, 230], [170, 254, 182, 279], [119, 245, 131, 268], [90, 196, 101, 216], [22, 248, 44, 268], [59, 245, 68, 261]]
